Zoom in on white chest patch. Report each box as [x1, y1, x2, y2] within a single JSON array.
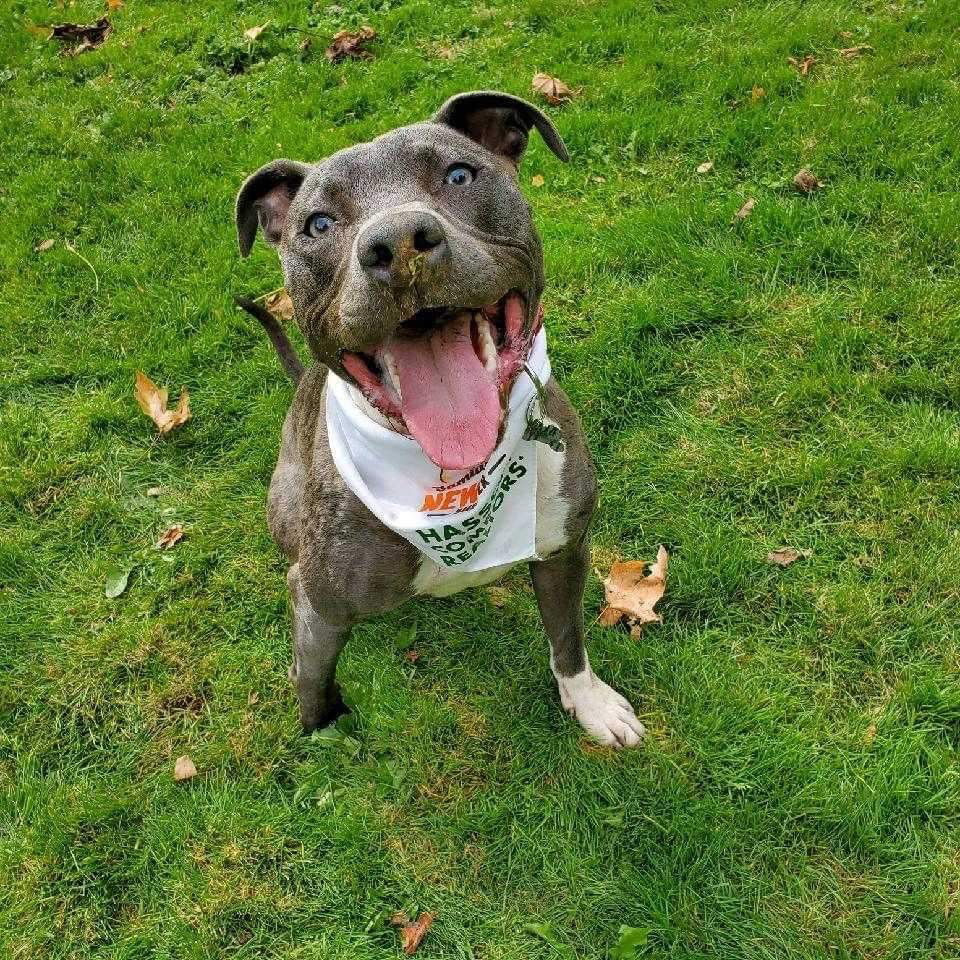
[[412, 424, 570, 597]]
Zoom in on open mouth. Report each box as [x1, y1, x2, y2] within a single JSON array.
[[340, 291, 535, 471]]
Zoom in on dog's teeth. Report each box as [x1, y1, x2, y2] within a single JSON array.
[[475, 314, 498, 375], [382, 351, 402, 401]]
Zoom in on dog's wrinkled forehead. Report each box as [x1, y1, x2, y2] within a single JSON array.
[[287, 122, 526, 241]]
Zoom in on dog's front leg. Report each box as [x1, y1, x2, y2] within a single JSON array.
[[530, 541, 645, 748], [287, 563, 350, 733]]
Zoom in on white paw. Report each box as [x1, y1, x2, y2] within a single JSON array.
[[555, 662, 645, 748]]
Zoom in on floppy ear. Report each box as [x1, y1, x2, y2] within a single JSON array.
[[433, 90, 569, 167], [235, 159, 310, 257]]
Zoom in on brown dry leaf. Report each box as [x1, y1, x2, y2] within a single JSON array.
[[135, 371, 192, 435], [696, 160, 714, 174], [325, 26, 376, 63], [391, 912, 436, 956], [51, 17, 111, 56], [787, 54, 817, 76], [733, 197, 756, 222], [839, 44, 873, 60], [157, 524, 185, 550], [486, 586, 511, 607], [600, 546, 669, 632], [793, 168, 822, 194], [766, 547, 812, 567], [531, 174, 545, 188], [264, 288, 294, 321], [751, 85, 766, 102], [35, 238, 56, 252], [243, 22, 268, 41], [146, 486, 162, 497], [404, 649, 421, 663], [107, 0, 124, 9], [532, 72, 579, 105], [173, 755, 198, 782], [863, 722, 878, 745], [598, 605, 625, 627]]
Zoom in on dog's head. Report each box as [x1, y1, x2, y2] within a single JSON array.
[[236, 91, 568, 471]]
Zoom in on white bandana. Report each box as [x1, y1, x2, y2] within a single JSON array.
[[325, 329, 550, 572]]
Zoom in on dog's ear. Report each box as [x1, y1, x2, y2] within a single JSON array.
[[434, 90, 569, 167], [235, 159, 310, 257]]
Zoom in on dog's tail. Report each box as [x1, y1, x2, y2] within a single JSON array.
[[234, 295, 305, 384]]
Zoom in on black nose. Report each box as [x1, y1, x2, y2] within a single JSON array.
[[357, 210, 448, 282]]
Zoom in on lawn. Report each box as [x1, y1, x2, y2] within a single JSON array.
[[2, 0, 960, 957]]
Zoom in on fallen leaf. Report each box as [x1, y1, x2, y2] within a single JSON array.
[[264, 288, 294, 320], [793, 168, 822, 193], [107, 0, 124, 9], [863, 722, 877, 745], [243, 22, 268, 41], [531, 174, 545, 188], [404, 649, 421, 663], [51, 17, 111, 56], [248, 690, 260, 706], [35, 238, 55, 252], [597, 605, 625, 627], [146, 486, 162, 497], [391, 912, 435, 955], [532, 72, 579, 105], [751, 84, 766, 102], [696, 160, 714, 174], [486, 585, 511, 607], [325, 26, 376, 63], [173, 755, 198, 782], [299, 36, 312, 56], [787, 54, 817, 76], [600, 546, 669, 632], [766, 547, 812, 567], [432, 43, 458, 60], [105, 567, 131, 599], [157, 524, 185, 550], [25, 23, 52, 38], [135, 371, 191, 435], [839, 44, 873, 59], [732, 197, 756, 221]]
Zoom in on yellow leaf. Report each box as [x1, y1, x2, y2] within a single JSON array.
[[696, 160, 714, 174], [531, 174, 545, 188], [135, 371, 191, 435], [601, 546, 669, 633], [766, 547, 812, 567], [157, 524, 185, 550], [733, 197, 756, 222], [244, 22, 268, 41], [173, 755, 198, 782], [391, 912, 436, 955], [532, 72, 580, 105]]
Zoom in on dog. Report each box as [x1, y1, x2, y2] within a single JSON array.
[[235, 91, 644, 747]]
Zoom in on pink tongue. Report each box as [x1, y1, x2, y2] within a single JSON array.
[[388, 313, 500, 470]]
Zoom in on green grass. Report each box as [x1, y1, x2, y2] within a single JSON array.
[[2, 0, 960, 956]]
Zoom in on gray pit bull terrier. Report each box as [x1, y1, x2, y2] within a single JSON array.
[[235, 91, 644, 747]]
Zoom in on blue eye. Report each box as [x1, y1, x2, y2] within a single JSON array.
[[305, 213, 334, 237], [444, 164, 475, 186]]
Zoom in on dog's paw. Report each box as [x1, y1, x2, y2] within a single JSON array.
[[556, 669, 645, 748]]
